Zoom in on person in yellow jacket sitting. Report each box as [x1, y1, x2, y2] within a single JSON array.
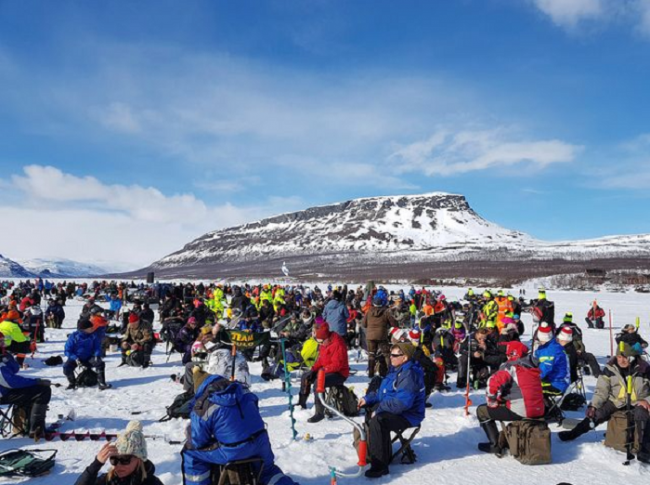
[[0, 311, 30, 365]]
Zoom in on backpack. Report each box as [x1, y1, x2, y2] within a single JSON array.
[[160, 391, 194, 421], [604, 410, 640, 453], [499, 420, 551, 465], [327, 385, 359, 417], [560, 393, 586, 411], [0, 449, 57, 477], [77, 368, 98, 388], [125, 350, 145, 367]]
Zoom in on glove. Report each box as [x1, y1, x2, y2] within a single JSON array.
[[38, 379, 52, 386], [586, 406, 596, 420]]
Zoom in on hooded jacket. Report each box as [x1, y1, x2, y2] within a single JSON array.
[[592, 358, 650, 409]]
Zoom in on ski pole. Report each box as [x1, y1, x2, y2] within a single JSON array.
[[624, 374, 634, 465], [464, 333, 473, 416], [609, 310, 614, 357]]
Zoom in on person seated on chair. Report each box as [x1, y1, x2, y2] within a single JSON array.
[[175, 316, 201, 365], [64, 318, 111, 390], [357, 342, 425, 478], [181, 375, 299, 485], [558, 312, 601, 378], [476, 349, 544, 455], [0, 310, 31, 365], [616, 324, 649, 354], [556, 326, 579, 383], [0, 333, 52, 439], [457, 328, 503, 389], [559, 342, 650, 463], [534, 322, 570, 397], [75, 421, 163, 485], [298, 322, 349, 423], [120, 312, 154, 368], [45, 298, 65, 329]]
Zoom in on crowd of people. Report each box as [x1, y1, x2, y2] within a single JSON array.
[[0, 278, 649, 482]]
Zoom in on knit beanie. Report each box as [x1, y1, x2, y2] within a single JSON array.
[[408, 329, 421, 344], [394, 343, 416, 361], [558, 326, 573, 343], [315, 322, 331, 340], [128, 313, 139, 324], [537, 322, 553, 343], [115, 421, 147, 461], [77, 318, 94, 331]]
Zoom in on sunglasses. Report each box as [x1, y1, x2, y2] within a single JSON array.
[[390, 353, 404, 358], [110, 455, 134, 466]]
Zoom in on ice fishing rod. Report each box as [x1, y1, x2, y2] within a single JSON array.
[[315, 369, 367, 480]]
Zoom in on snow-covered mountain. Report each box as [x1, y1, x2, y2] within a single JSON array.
[[147, 192, 650, 278], [0, 254, 36, 277], [18, 258, 109, 278], [155, 193, 535, 267]]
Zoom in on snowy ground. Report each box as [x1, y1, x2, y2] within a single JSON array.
[[3, 286, 650, 484]]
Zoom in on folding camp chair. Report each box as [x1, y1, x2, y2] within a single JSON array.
[[214, 457, 264, 485], [0, 404, 28, 438], [390, 426, 421, 465]]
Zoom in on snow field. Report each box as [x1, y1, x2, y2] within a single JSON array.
[[2, 286, 650, 484]]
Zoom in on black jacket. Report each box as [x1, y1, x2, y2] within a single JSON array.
[[75, 458, 163, 485]]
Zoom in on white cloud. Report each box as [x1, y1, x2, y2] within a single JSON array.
[[1, 165, 300, 268], [531, 0, 604, 28], [389, 129, 582, 176], [94, 102, 142, 134]]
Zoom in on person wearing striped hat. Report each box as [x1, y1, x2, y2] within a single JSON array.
[[534, 322, 569, 396]]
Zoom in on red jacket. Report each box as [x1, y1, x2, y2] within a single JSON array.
[[312, 332, 349, 378], [587, 307, 606, 319], [486, 360, 545, 418]]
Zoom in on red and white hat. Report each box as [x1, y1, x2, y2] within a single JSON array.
[[408, 329, 421, 343], [558, 326, 573, 343], [389, 327, 407, 342], [537, 322, 553, 343]]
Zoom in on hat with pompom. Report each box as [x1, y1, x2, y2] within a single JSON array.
[[537, 322, 553, 343], [115, 420, 147, 461]]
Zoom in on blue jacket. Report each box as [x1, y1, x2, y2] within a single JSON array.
[[534, 339, 570, 393], [109, 298, 122, 312], [322, 300, 349, 336], [189, 375, 265, 450], [364, 360, 426, 427], [0, 354, 39, 397], [64, 331, 102, 361]]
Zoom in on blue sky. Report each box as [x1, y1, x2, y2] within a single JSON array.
[[1, 0, 650, 268]]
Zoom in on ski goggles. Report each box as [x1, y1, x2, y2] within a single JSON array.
[[389, 352, 404, 358], [110, 455, 135, 466]]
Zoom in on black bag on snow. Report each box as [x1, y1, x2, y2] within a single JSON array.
[[43, 356, 63, 366], [560, 393, 586, 411], [77, 368, 98, 388], [160, 391, 194, 421], [326, 385, 359, 417], [125, 350, 145, 367], [0, 448, 57, 477]]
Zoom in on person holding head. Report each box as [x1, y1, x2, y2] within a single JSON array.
[[0, 332, 52, 439], [358, 342, 425, 478], [298, 322, 349, 423], [74, 421, 163, 485], [559, 342, 650, 463], [64, 319, 111, 390]]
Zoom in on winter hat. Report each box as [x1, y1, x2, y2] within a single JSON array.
[[505, 341, 529, 361], [6, 310, 20, 322], [408, 329, 421, 344], [128, 313, 140, 324], [187, 316, 197, 325], [558, 326, 573, 343], [77, 319, 94, 331], [537, 322, 553, 343], [563, 312, 573, 324], [617, 341, 640, 358], [315, 322, 331, 340], [486, 320, 496, 329], [454, 321, 463, 329], [115, 421, 148, 461], [389, 327, 402, 340], [538, 288, 546, 300], [501, 316, 514, 326], [314, 315, 325, 326], [393, 343, 416, 361]]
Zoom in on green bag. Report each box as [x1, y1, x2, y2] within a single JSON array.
[[0, 448, 57, 477]]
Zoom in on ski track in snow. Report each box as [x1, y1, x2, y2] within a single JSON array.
[[3, 285, 650, 484]]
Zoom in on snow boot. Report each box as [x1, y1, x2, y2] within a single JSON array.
[[66, 375, 76, 390], [28, 403, 48, 440], [559, 418, 591, 442], [298, 393, 308, 410], [478, 421, 502, 454], [307, 413, 324, 423], [97, 370, 112, 390]]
